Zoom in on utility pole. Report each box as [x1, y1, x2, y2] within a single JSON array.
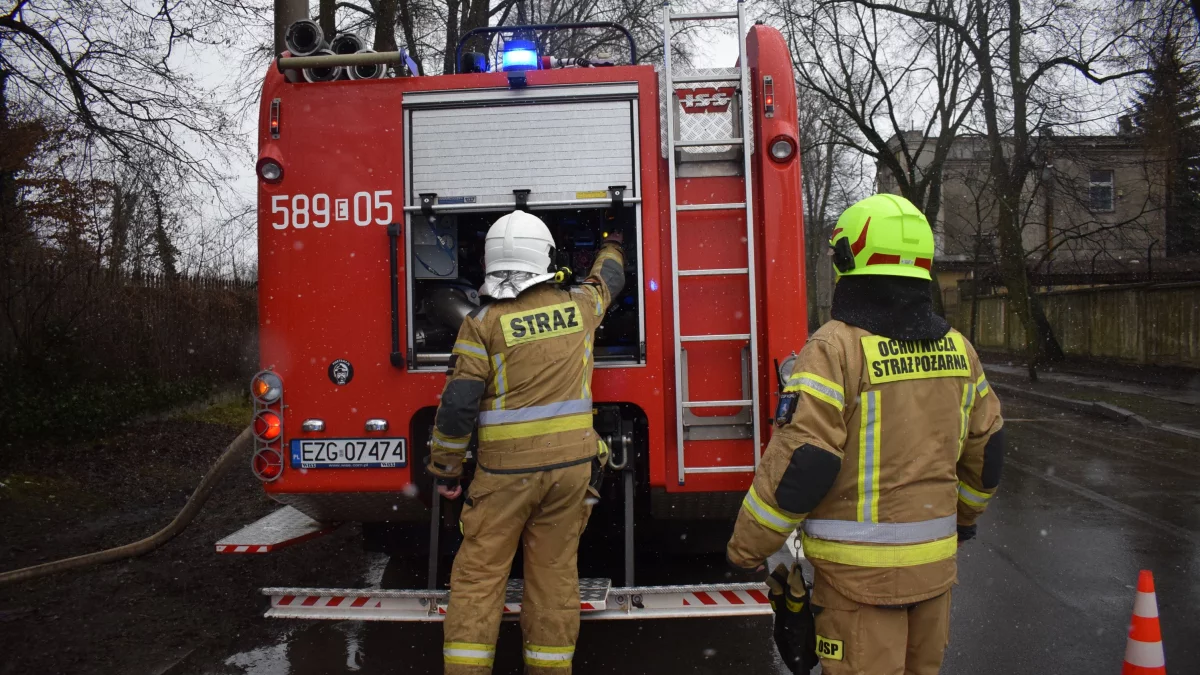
[[275, 0, 310, 55]]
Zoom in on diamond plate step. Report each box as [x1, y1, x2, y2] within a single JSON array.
[[216, 506, 339, 553]]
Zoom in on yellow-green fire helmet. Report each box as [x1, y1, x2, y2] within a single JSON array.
[[828, 194, 934, 281]]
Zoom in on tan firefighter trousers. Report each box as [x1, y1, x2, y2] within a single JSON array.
[[812, 573, 952, 675], [443, 461, 594, 674]]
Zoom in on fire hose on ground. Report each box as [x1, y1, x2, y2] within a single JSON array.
[[0, 426, 254, 586]]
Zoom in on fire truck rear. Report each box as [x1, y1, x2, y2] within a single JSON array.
[[221, 3, 808, 621]]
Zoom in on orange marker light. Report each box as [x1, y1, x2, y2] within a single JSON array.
[[251, 371, 283, 403]]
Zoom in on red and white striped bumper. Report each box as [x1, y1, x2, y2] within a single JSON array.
[[262, 579, 773, 621], [216, 544, 272, 554]]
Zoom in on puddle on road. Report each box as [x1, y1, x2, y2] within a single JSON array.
[[334, 621, 365, 671], [217, 617, 444, 675], [363, 551, 388, 588], [223, 629, 294, 675], [219, 552, 387, 675], [220, 622, 380, 675]]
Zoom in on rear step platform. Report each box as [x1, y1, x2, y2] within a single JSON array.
[[263, 579, 772, 621], [216, 506, 338, 554]]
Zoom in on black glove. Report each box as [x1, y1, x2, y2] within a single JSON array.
[[767, 564, 819, 675], [957, 523, 977, 544], [765, 564, 788, 603], [590, 440, 609, 492]]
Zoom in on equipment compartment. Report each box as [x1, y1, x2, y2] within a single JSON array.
[[409, 207, 642, 369]]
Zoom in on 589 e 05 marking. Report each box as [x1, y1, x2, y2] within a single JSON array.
[[270, 190, 394, 229]]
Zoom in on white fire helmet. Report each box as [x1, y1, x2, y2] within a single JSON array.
[[480, 210, 557, 298]]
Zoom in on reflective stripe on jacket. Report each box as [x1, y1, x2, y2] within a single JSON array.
[[727, 320, 1003, 606]]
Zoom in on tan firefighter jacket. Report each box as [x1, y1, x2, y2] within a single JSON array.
[[427, 242, 624, 478], [727, 320, 1003, 606]]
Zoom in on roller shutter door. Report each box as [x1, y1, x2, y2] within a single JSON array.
[[409, 100, 635, 206]]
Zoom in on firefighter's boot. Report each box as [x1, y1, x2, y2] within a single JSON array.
[[442, 462, 592, 674]]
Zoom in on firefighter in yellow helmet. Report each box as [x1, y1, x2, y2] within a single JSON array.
[[427, 210, 624, 674], [727, 194, 1004, 674]]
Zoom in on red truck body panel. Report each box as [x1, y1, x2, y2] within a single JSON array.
[[254, 25, 806, 518]]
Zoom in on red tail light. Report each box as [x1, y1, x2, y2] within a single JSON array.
[[254, 411, 282, 441], [763, 75, 775, 118], [252, 448, 283, 482], [269, 98, 281, 139]]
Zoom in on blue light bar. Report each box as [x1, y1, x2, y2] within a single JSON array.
[[501, 39, 539, 71]]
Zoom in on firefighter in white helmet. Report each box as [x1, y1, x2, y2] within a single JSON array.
[[727, 194, 1004, 674], [427, 209, 624, 674]]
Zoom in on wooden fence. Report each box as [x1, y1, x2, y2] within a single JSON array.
[[954, 282, 1200, 368], [1, 262, 258, 384]]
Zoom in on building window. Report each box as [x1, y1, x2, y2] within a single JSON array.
[[1089, 170, 1114, 212]]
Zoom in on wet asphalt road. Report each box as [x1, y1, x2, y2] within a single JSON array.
[[207, 397, 1200, 675]]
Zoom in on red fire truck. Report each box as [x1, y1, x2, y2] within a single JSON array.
[[219, 2, 808, 621]]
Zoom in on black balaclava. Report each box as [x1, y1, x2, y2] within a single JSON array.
[[830, 275, 950, 341]]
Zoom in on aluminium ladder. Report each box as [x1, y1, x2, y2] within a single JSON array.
[[662, 0, 762, 484]]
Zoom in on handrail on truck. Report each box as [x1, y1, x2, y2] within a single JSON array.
[[454, 22, 639, 73]]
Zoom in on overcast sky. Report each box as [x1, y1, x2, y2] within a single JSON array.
[[203, 5, 1129, 270]]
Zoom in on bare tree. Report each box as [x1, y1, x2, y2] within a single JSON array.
[[149, 189, 180, 280], [0, 0, 260, 188], [523, 0, 670, 65], [938, 148, 999, 339], [769, 0, 979, 219], [834, 0, 1147, 376], [335, 0, 512, 75], [798, 84, 868, 327], [763, 0, 981, 312], [339, 0, 674, 77], [106, 182, 138, 281], [1125, 1, 1200, 256]]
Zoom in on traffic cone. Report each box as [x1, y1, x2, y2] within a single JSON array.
[[1122, 570, 1166, 674]]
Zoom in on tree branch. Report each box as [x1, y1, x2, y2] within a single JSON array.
[[336, 2, 376, 18]]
